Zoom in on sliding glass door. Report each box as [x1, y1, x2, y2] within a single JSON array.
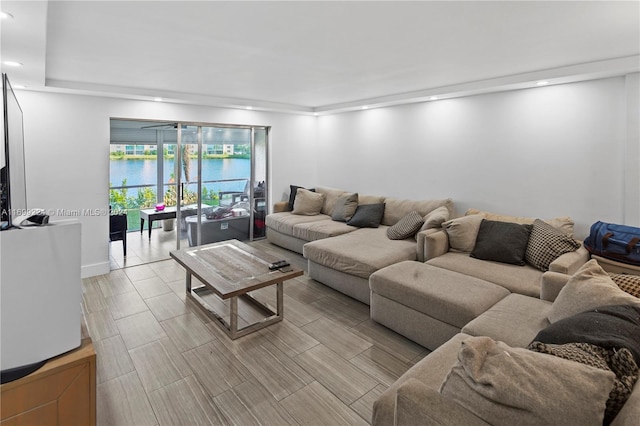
[[109, 119, 269, 267], [173, 123, 269, 249]]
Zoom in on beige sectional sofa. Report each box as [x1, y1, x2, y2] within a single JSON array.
[[372, 260, 640, 425], [266, 186, 454, 303], [370, 210, 590, 349]]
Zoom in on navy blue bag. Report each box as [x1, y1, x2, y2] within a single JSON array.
[[584, 221, 640, 266]]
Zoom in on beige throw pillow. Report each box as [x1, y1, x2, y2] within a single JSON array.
[[440, 336, 614, 426], [419, 206, 450, 233], [442, 214, 484, 252], [292, 188, 325, 216], [547, 259, 640, 323]]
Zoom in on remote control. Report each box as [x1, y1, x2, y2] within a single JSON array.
[[268, 260, 290, 270]]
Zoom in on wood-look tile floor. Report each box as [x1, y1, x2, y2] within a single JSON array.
[[87, 239, 429, 425]]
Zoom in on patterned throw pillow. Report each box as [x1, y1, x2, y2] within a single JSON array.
[[609, 273, 640, 298], [525, 219, 581, 271], [387, 211, 424, 240]]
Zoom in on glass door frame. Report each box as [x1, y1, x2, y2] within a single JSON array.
[[174, 121, 270, 250]]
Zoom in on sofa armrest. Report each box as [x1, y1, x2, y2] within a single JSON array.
[[273, 201, 290, 213], [541, 271, 571, 302], [548, 244, 589, 275], [416, 228, 440, 262], [394, 379, 489, 426], [423, 230, 450, 261]]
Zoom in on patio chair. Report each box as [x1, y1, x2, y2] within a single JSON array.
[[109, 210, 128, 256], [218, 180, 249, 206]]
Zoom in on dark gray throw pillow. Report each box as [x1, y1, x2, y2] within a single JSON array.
[[288, 185, 314, 211], [470, 219, 533, 265], [347, 203, 385, 228]]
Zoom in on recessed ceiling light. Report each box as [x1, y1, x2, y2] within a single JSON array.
[[536, 81, 549, 86], [362, 106, 368, 110], [3, 61, 22, 67], [429, 96, 438, 101], [314, 113, 319, 116], [246, 106, 252, 110], [153, 97, 162, 102], [1, 12, 13, 19]]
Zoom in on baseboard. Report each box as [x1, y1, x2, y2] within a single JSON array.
[[81, 261, 110, 278]]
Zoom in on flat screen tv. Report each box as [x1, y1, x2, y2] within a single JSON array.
[[0, 73, 27, 229]]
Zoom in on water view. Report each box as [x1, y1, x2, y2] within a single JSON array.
[[110, 158, 251, 231]]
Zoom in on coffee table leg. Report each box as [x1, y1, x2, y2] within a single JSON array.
[[277, 282, 283, 316], [148, 219, 153, 239], [230, 296, 238, 338], [185, 271, 192, 293]]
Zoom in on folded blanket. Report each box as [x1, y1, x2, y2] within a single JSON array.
[[530, 304, 640, 424], [528, 341, 638, 425], [533, 305, 640, 365]]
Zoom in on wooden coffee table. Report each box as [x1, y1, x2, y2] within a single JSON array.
[[170, 239, 303, 339]]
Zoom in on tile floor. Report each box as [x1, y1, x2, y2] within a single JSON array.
[[87, 239, 429, 425]]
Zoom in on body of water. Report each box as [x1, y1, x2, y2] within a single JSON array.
[[110, 158, 251, 194]]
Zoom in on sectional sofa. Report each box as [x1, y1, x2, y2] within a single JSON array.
[[266, 186, 454, 303], [370, 209, 591, 350], [266, 186, 639, 424], [372, 260, 640, 425]]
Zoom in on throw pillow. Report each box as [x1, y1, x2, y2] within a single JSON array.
[[387, 211, 425, 240], [609, 273, 640, 298], [292, 188, 325, 216], [547, 259, 640, 323], [288, 185, 315, 211], [470, 220, 532, 266], [525, 219, 581, 271], [442, 214, 484, 252], [419, 206, 450, 233], [331, 193, 359, 222], [347, 203, 385, 228], [439, 336, 614, 426]]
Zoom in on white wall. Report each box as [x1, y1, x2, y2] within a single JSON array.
[[317, 76, 638, 239], [17, 92, 317, 277], [15, 74, 639, 276]]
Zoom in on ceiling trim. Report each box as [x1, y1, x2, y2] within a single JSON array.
[[18, 55, 639, 117]]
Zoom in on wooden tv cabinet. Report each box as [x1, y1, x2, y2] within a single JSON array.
[[0, 338, 96, 425]]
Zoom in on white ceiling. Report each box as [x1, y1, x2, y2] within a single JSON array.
[[1, 1, 639, 114]]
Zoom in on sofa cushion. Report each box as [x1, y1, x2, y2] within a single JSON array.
[[439, 336, 614, 426], [525, 219, 581, 271], [372, 333, 472, 426], [387, 211, 424, 240], [465, 208, 574, 236], [369, 262, 509, 329], [470, 220, 532, 266], [462, 294, 552, 348], [382, 198, 453, 226], [292, 219, 357, 241], [265, 212, 331, 235], [442, 214, 484, 252], [331, 192, 358, 222], [427, 252, 542, 297], [347, 203, 385, 228], [303, 227, 417, 279], [315, 186, 347, 216], [292, 188, 325, 215], [609, 273, 640, 298], [419, 205, 450, 233], [548, 259, 640, 323], [358, 194, 386, 205]]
